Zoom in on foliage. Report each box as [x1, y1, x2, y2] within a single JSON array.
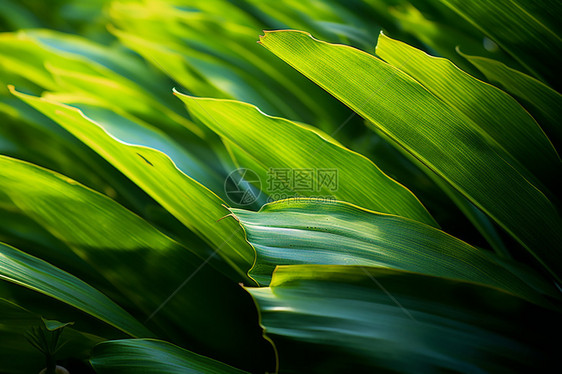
[[0, 0, 560, 373]]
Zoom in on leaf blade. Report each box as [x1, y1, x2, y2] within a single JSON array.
[[247, 265, 559, 373], [0, 241, 152, 338], [460, 51, 562, 148], [9, 87, 255, 283], [232, 199, 556, 307], [175, 93, 437, 227], [90, 339, 249, 374], [259, 30, 562, 281]]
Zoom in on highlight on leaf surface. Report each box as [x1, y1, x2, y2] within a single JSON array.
[[1, 1, 561, 373], [258, 30, 562, 282]]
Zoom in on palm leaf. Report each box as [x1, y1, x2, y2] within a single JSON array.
[[0, 298, 103, 374]]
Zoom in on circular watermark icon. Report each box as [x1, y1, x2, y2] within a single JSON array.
[[224, 168, 262, 206]]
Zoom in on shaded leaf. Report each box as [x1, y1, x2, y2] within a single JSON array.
[[0, 241, 151, 338], [435, 0, 562, 87], [248, 265, 559, 373], [0, 155, 274, 373], [232, 199, 556, 307], [42, 318, 74, 332], [90, 339, 249, 374], [461, 51, 562, 148], [0, 298, 103, 374]]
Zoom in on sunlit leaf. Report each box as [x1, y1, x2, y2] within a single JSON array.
[[10, 87, 255, 283], [176, 94, 436, 227], [375, 33, 558, 187], [232, 199, 556, 307], [259, 30, 562, 281]]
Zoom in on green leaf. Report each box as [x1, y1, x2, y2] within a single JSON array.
[[42, 318, 74, 332], [460, 51, 562, 148], [232, 199, 556, 306], [435, 0, 562, 87], [247, 265, 559, 373], [108, 1, 348, 131], [0, 155, 273, 372], [10, 87, 255, 283], [375, 33, 559, 187], [384, 2, 513, 75], [175, 94, 436, 227], [0, 298, 103, 374], [0, 241, 151, 338], [0, 97, 159, 219], [0, 30, 200, 137], [90, 339, 249, 374], [258, 30, 562, 282]]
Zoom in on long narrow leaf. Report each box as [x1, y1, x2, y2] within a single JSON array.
[[435, 0, 561, 86], [375, 33, 559, 187], [258, 30, 562, 281], [247, 265, 558, 373], [90, 339, 249, 374], [176, 94, 436, 226], [232, 199, 556, 307], [461, 51, 562, 147], [0, 155, 272, 372], [0, 242, 151, 338], [10, 87, 255, 283]]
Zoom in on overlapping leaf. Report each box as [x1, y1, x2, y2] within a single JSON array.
[[0, 155, 272, 372], [375, 33, 559, 187], [461, 51, 562, 148], [434, 0, 562, 87], [0, 30, 200, 135], [248, 265, 559, 373], [232, 199, 556, 307], [176, 94, 436, 227], [10, 88, 255, 282], [259, 30, 562, 281], [108, 0, 346, 130]]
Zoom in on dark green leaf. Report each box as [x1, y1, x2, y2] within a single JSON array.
[[90, 339, 249, 374]]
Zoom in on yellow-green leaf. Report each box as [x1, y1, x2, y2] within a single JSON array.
[[176, 94, 436, 226], [258, 30, 562, 281], [10, 88, 255, 283]]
